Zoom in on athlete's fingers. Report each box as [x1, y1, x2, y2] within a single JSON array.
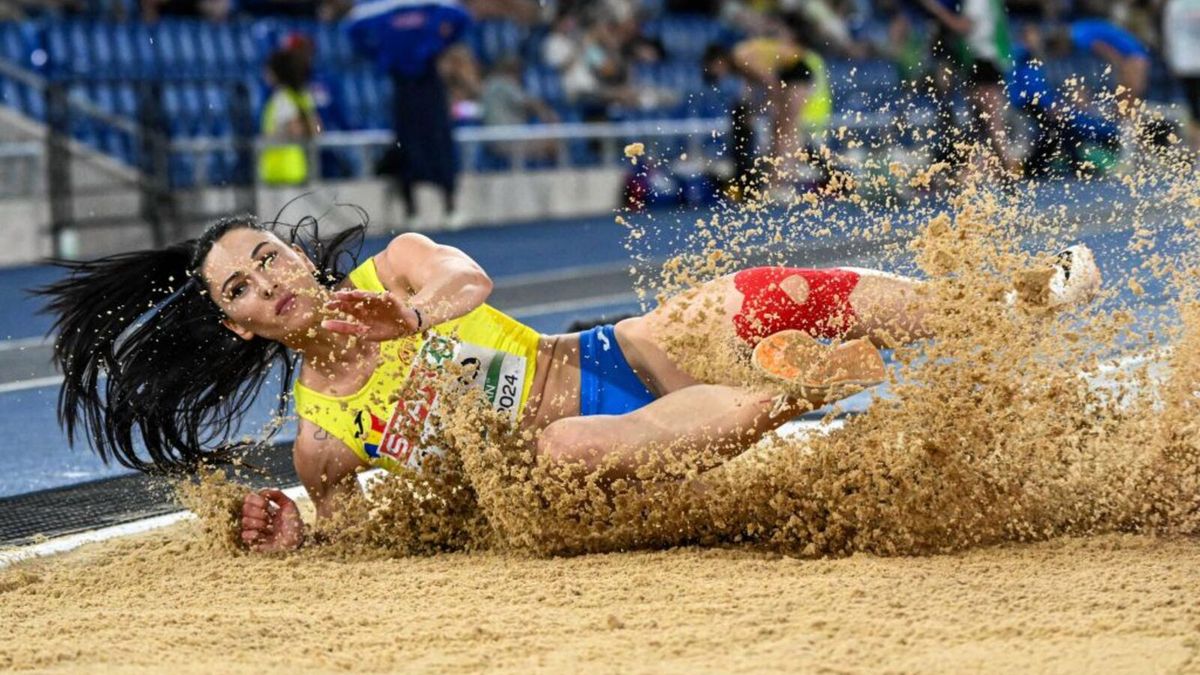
[[241, 529, 262, 544], [321, 319, 370, 335], [325, 291, 384, 310], [244, 492, 266, 509], [331, 289, 383, 301], [241, 515, 268, 530], [259, 489, 291, 506], [324, 299, 390, 318], [242, 500, 268, 521]]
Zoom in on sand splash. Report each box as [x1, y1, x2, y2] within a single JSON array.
[[160, 108, 1199, 563]]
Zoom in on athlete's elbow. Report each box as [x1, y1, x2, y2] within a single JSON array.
[[470, 269, 494, 303]]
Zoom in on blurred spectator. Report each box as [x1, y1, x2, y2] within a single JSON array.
[[481, 55, 561, 161], [141, 0, 231, 21], [281, 32, 356, 178], [731, 14, 832, 183], [688, 44, 742, 118], [542, 13, 638, 120], [441, 44, 484, 124], [876, 0, 927, 85], [1011, 24, 1120, 176], [1044, 19, 1150, 106], [259, 47, 321, 186], [916, 0, 1016, 173], [1163, 0, 1200, 148], [342, 0, 472, 229], [796, 0, 868, 58]]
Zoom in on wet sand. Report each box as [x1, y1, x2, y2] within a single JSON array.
[[2, 525, 1197, 674]]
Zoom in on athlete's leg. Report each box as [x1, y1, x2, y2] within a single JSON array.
[[622, 249, 1099, 392], [537, 383, 804, 481], [634, 266, 934, 351]]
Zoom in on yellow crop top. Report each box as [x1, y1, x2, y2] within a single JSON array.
[[292, 257, 541, 473]]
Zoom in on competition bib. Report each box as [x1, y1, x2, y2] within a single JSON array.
[[361, 333, 526, 470]]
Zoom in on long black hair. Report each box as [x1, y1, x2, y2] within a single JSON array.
[[35, 213, 366, 474]]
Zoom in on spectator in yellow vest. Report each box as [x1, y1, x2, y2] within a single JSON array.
[[259, 48, 321, 186]]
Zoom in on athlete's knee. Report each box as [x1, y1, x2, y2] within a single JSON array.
[[536, 419, 603, 471]]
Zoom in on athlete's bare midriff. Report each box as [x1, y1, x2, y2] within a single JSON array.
[[519, 335, 581, 432]]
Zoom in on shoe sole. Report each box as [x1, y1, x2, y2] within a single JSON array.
[[752, 330, 886, 398]]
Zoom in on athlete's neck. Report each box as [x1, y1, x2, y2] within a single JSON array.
[[287, 327, 378, 381]]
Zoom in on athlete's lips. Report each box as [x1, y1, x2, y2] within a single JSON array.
[[275, 292, 296, 316]]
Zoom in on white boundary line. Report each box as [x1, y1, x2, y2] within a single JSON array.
[[0, 375, 63, 394], [0, 336, 51, 352], [0, 483, 311, 569]]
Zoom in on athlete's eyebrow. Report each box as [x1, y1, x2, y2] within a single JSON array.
[[220, 240, 272, 296], [221, 271, 243, 297]]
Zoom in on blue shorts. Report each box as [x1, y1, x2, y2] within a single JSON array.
[[578, 325, 657, 416]]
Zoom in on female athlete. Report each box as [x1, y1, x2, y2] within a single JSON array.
[[39, 215, 1099, 552]]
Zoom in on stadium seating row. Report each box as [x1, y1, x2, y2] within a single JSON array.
[[0, 13, 1183, 187]]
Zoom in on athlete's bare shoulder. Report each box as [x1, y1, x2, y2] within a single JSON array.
[[373, 231, 490, 298], [293, 417, 365, 494]]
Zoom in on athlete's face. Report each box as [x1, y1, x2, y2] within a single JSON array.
[[201, 228, 326, 343]]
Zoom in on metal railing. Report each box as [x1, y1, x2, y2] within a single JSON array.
[[166, 109, 900, 190], [170, 116, 738, 185]]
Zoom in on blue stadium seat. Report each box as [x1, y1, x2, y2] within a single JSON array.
[[314, 21, 355, 67], [646, 15, 724, 61], [112, 81, 137, 117], [200, 82, 229, 136], [41, 21, 75, 76], [0, 77, 21, 113], [193, 22, 223, 78], [0, 22, 31, 65], [87, 21, 116, 74], [469, 20, 524, 66], [106, 21, 139, 75], [135, 22, 162, 75], [231, 22, 261, 71], [157, 21, 202, 77], [160, 82, 185, 135], [338, 69, 365, 129], [354, 67, 391, 129]]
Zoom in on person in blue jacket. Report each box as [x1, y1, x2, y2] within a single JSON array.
[[341, 0, 472, 228], [1046, 18, 1150, 106], [1010, 26, 1120, 176]]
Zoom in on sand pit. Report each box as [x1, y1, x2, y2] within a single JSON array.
[[2, 524, 1198, 674]]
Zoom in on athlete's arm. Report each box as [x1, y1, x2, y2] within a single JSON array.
[[322, 232, 493, 341], [239, 419, 366, 552], [377, 232, 494, 326]]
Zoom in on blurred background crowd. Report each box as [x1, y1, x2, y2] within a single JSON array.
[[0, 0, 1197, 235]]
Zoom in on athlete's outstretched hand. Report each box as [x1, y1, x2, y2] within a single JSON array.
[[241, 489, 304, 553], [321, 289, 422, 342]]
